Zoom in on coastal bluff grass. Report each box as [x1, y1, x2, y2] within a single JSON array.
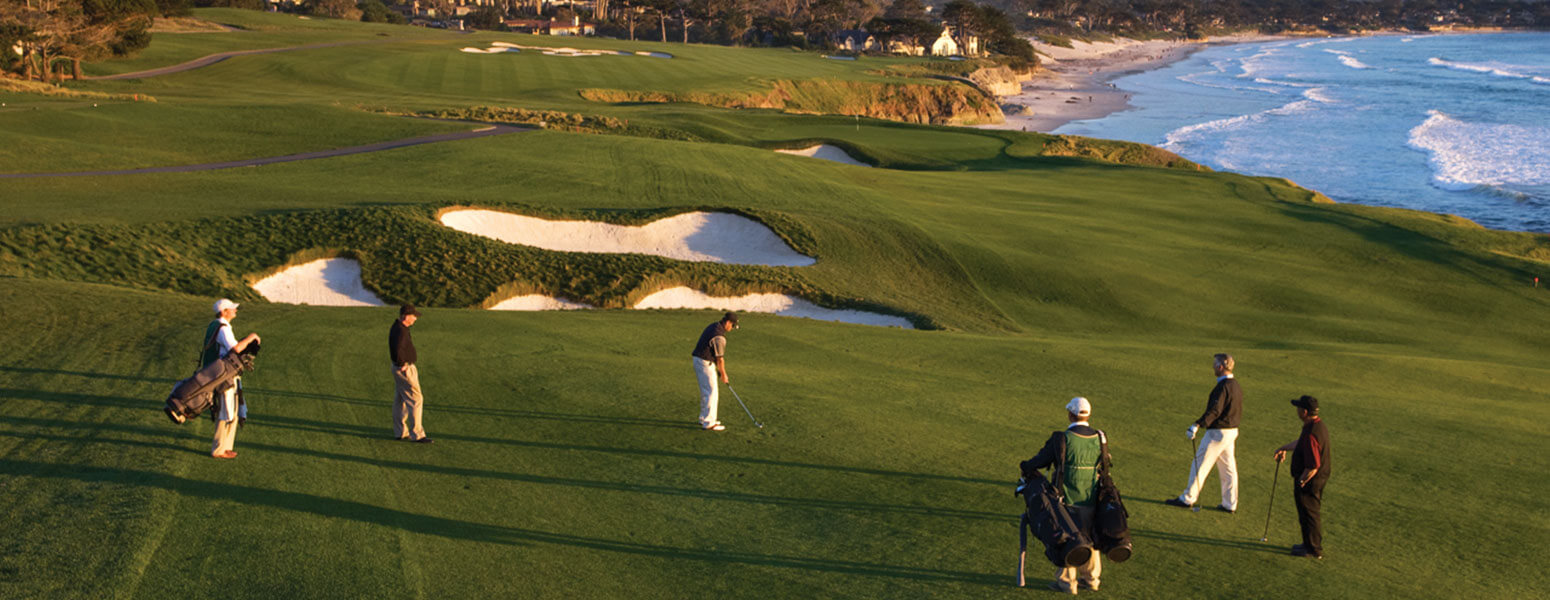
[[0, 9, 1547, 599]]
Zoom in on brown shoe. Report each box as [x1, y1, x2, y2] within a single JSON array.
[[211, 451, 236, 459]]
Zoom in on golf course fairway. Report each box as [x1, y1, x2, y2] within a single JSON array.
[[1, 8, 1546, 599]]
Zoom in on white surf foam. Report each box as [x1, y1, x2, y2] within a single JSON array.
[[1163, 97, 1319, 151], [439, 209, 816, 267], [489, 294, 592, 311], [1427, 57, 1550, 84], [633, 287, 914, 328], [774, 144, 869, 167], [252, 258, 386, 307], [1406, 110, 1550, 190]]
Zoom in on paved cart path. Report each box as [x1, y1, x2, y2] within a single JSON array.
[[0, 125, 529, 179], [84, 40, 391, 81]]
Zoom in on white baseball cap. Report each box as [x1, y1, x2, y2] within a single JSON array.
[[213, 299, 240, 314], [1066, 396, 1092, 417]]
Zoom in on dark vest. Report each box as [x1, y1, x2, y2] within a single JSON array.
[[691, 322, 724, 362], [1291, 418, 1332, 481], [201, 320, 228, 367]]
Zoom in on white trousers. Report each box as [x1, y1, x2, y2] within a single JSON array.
[[211, 377, 240, 456], [1179, 428, 1239, 510], [694, 357, 718, 426]]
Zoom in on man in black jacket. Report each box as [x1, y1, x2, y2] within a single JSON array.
[[1275, 395, 1331, 558], [1167, 353, 1242, 512], [1020, 397, 1105, 594], [389, 304, 432, 443]]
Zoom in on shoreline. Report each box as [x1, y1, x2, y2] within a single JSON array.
[[980, 34, 1287, 133], [981, 28, 1532, 134]]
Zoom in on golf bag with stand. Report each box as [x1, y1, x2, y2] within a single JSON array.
[[163, 342, 259, 423], [1016, 472, 1094, 572], [1091, 433, 1133, 562]]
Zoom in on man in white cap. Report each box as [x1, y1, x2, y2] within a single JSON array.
[[1020, 397, 1107, 594], [204, 299, 260, 459]]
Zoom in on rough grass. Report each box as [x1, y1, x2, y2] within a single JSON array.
[[581, 77, 1005, 126]]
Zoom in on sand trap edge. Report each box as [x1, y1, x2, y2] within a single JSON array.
[[250, 257, 387, 307]]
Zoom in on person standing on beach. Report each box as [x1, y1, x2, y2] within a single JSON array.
[[691, 312, 738, 431], [1274, 395, 1331, 559], [1166, 353, 1242, 512], [389, 304, 432, 443], [205, 299, 259, 459]]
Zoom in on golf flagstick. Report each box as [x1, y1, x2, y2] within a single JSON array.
[[726, 384, 763, 428], [1262, 455, 1284, 542]]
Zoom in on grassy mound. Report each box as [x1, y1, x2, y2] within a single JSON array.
[[582, 78, 1005, 126]]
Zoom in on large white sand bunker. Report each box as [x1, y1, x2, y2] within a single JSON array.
[[439, 209, 816, 267], [251, 258, 386, 307], [774, 145, 870, 167], [634, 287, 914, 328], [461, 42, 671, 58], [489, 294, 593, 311]]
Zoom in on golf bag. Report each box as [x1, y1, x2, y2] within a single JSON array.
[[164, 342, 259, 423], [1016, 473, 1094, 568], [1091, 433, 1133, 562]]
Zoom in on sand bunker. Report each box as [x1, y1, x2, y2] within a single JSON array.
[[251, 258, 386, 307], [489, 294, 593, 311], [774, 145, 870, 167], [634, 287, 913, 328], [462, 43, 671, 58], [439, 209, 815, 267]]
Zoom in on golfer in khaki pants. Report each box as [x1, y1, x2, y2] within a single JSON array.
[[389, 304, 432, 443]]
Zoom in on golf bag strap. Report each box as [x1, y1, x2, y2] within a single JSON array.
[[200, 323, 230, 365], [1054, 432, 1067, 502], [1098, 430, 1112, 475]]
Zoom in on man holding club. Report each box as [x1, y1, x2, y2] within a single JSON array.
[[1167, 353, 1242, 513], [691, 312, 738, 431], [1274, 395, 1331, 559]]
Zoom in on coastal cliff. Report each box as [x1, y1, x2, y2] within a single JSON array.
[[582, 79, 1004, 126]]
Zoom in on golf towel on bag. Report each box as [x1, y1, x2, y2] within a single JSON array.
[[164, 343, 259, 421]]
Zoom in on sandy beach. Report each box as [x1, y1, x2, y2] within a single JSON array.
[[983, 34, 1287, 133]]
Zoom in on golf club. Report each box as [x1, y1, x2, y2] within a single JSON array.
[[1262, 455, 1284, 542], [726, 383, 763, 429], [1190, 437, 1200, 512]]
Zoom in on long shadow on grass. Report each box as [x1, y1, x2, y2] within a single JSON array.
[[0, 420, 1013, 525], [248, 387, 700, 430], [0, 384, 1003, 487], [1130, 528, 1284, 555], [0, 365, 173, 384], [0, 459, 1005, 586]]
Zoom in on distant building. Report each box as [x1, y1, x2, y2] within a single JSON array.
[[930, 26, 958, 56], [834, 30, 877, 53], [505, 17, 596, 35]]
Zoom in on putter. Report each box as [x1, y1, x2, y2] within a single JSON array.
[[1262, 455, 1284, 542], [1190, 437, 1201, 512], [726, 384, 763, 429]]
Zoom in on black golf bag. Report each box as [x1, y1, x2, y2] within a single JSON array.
[[1017, 473, 1094, 568], [1092, 471, 1132, 562], [164, 342, 259, 423]]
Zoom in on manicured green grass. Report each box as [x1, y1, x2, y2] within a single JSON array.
[[1, 9, 1548, 599], [0, 278, 1546, 599]]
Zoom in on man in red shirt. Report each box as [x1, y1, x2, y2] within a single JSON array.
[[1273, 395, 1331, 559]]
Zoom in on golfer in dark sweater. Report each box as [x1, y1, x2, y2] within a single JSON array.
[[691, 312, 737, 431], [1168, 353, 1243, 512], [1275, 395, 1331, 558], [389, 304, 431, 443]]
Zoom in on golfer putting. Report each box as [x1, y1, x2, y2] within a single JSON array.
[[691, 312, 738, 431]]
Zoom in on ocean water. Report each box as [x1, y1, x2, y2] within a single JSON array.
[[1055, 33, 1550, 233]]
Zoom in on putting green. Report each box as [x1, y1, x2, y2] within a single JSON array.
[[1, 8, 1547, 599]]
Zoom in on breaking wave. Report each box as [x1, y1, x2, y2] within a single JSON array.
[[1324, 49, 1372, 69], [1406, 110, 1550, 190], [1427, 57, 1550, 84]]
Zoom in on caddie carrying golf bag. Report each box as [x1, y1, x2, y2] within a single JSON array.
[[163, 342, 259, 424], [1092, 446, 1133, 562], [1016, 472, 1094, 569]]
